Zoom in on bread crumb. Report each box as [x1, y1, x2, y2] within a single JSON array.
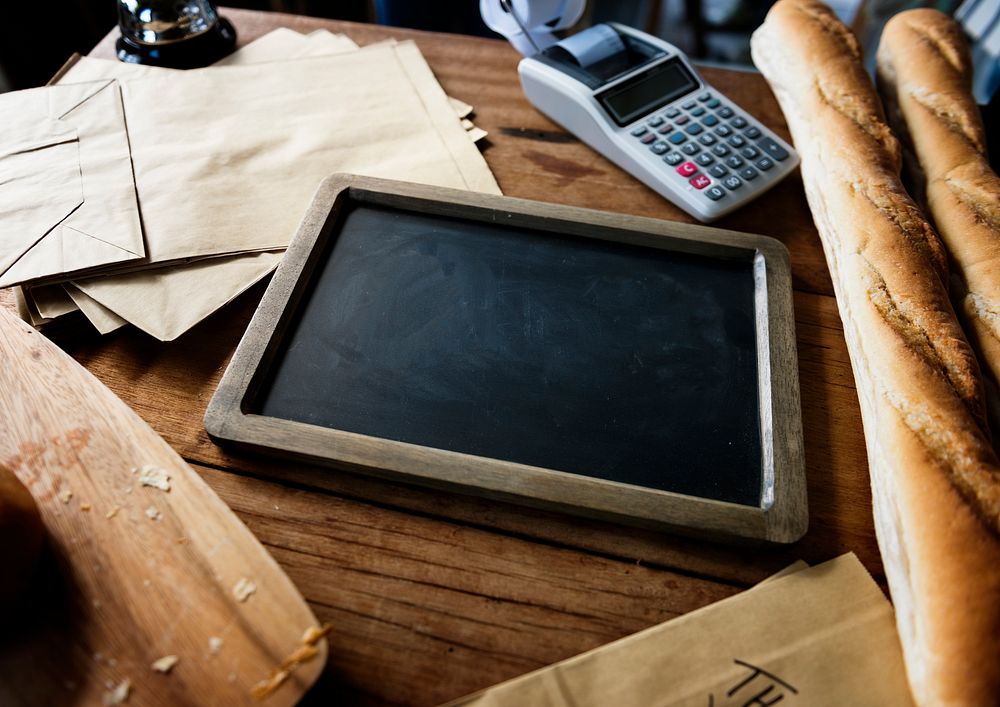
[[145, 506, 161, 521], [142, 579, 151, 588], [252, 668, 292, 700], [59, 490, 73, 504], [301, 625, 333, 644], [228, 672, 237, 684], [105, 506, 121, 519], [208, 636, 224, 655], [102, 679, 130, 705], [233, 577, 256, 602], [151, 655, 179, 673], [250, 624, 334, 700], [137, 465, 170, 492], [80, 502, 92, 512]]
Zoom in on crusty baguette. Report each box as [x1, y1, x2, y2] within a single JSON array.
[[876, 9, 1000, 427], [751, 2, 1000, 704]]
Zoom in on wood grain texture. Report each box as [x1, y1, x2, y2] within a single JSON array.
[[0, 10, 881, 706], [0, 309, 325, 706], [195, 462, 741, 706]]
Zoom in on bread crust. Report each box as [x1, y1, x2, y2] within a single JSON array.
[[751, 2, 1000, 703], [876, 9, 1000, 425]]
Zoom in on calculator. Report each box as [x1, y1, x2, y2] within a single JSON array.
[[515, 23, 799, 222]]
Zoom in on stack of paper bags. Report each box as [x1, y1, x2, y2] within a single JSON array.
[[0, 29, 499, 340]]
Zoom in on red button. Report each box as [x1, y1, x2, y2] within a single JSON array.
[[676, 161, 698, 177], [690, 174, 711, 190]]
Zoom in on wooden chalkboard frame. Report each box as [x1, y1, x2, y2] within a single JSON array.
[[205, 174, 806, 543]]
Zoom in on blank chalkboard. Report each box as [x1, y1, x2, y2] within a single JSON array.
[[206, 175, 807, 542], [256, 204, 762, 505]]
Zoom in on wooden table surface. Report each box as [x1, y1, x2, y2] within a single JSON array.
[[3, 8, 878, 706]]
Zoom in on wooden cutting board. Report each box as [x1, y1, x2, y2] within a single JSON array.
[[0, 309, 326, 706]]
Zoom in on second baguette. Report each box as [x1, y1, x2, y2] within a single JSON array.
[[876, 9, 1000, 426]]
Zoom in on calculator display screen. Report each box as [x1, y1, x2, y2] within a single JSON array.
[[597, 58, 698, 126]]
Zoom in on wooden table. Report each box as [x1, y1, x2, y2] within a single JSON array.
[[3, 8, 877, 706]]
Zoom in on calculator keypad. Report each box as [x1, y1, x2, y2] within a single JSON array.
[[628, 89, 794, 211]]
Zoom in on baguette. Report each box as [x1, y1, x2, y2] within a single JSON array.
[[751, 2, 1000, 704], [876, 9, 1000, 426]]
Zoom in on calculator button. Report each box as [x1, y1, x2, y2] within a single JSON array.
[[741, 146, 760, 159], [756, 137, 790, 161], [705, 185, 726, 200], [714, 125, 733, 137], [658, 124, 674, 134], [690, 174, 712, 190], [691, 106, 706, 117], [744, 126, 761, 139], [727, 135, 746, 148], [712, 144, 731, 156], [726, 155, 745, 168], [695, 153, 714, 166], [702, 115, 719, 127], [723, 175, 743, 190], [717, 106, 734, 119], [676, 161, 698, 177], [682, 100, 697, 109], [650, 141, 669, 155], [698, 92, 712, 102], [648, 116, 664, 127], [640, 133, 656, 144], [682, 142, 701, 155], [740, 166, 758, 180], [730, 116, 748, 129], [668, 132, 687, 144], [698, 133, 717, 145], [666, 107, 681, 118], [755, 156, 775, 171], [685, 123, 703, 135], [675, 115, 690, 125], [708, 164, 729, 178], [631, 126, 648, 137], [664, 151, 684, 166], [707, 98, 721, 109]]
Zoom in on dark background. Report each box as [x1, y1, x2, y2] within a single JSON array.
[[0, 0, 775, 92]]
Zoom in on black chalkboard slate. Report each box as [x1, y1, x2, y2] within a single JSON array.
[[255, 204, 762, 506], [206, 175, 807, 543]]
